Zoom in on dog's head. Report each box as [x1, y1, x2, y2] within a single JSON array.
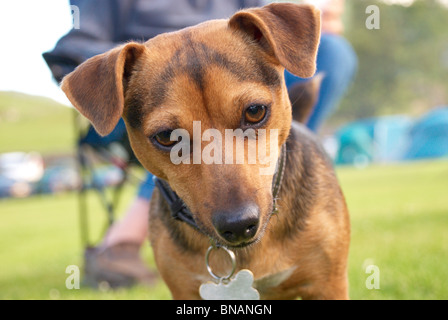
[[62, 3, 321, 248]]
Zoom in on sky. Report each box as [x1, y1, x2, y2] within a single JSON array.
[[1, 0, 447, 107], [0, 1, 73, 105]]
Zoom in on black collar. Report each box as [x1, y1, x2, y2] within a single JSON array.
[[153, 144, 287, 232]]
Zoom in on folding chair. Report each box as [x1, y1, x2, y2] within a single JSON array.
[[73, 112, 142, 249]]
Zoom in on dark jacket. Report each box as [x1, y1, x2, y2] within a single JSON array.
[[43, 0, 265, 82]]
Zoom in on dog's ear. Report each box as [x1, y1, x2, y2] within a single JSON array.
[[229, 3, 321, 78], [289, 73, 324, 124], [61, 42, 146, 136]]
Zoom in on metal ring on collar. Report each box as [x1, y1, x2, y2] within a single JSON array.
[[205, 244, 236, 283]]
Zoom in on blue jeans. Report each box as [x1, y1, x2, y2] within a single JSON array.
[[138, 34, 358, 200], [285, 33, 358, 132], [137, 173, 155, 200]]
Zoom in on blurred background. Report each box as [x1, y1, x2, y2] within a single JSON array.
[[0, 0, 447, 300]]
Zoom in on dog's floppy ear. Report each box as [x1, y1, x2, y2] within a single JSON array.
[[289, 72, 324, 124], [61, 42, 146, 136], [229, 3, 321, 78]]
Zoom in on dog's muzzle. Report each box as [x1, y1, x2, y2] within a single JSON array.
[[153, 144, 287, 247]]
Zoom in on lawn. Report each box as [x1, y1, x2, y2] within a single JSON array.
[[0, 159, 447, 300], [1, 91, 447, 300], [0, 185, 171, 300], [340, 160, 448, 299]]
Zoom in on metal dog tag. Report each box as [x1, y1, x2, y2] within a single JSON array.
[[200, 269, 260, 300], [199, 244, 260, 300]]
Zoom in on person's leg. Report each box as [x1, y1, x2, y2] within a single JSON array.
[[101, 173, 154, 248], [85, 173, 156, 288], [285, 34, 358, 133], [101, 197, 150, 247]]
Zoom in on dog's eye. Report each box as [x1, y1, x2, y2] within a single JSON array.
[[153, 130, 176, 148], [244, 104, 267, 124]]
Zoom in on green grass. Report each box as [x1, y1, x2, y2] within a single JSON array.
[[0, 160, 447, 300], [339, 160, 448, 300], [0, 186, 171, 300], [1, 91, 447, 299]]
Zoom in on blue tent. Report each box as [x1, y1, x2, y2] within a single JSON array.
[[404, 107, 448, 160], [335, 120, 374, 165], [335, 115, 412, 165]]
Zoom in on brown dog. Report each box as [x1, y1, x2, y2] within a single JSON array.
[[61, 3, 350, 300]]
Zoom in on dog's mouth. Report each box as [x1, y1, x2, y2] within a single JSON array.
[[193, 210, 272, 250], [226, 238, 259, 249], [207, 235, 260, 250]]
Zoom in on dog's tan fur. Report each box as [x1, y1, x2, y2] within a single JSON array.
[[61, 3, 350, 300]]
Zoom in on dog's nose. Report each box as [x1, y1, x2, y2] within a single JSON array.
[[212, 204, 260, 245]]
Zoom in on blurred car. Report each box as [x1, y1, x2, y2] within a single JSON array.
[[0, 152, 44, 198], [36, 164, 81, 194]]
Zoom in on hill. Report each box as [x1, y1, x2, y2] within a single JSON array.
[[0, 91, 75, 154]]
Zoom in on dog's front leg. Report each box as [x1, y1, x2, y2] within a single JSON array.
[[299, 276, 349, 300]]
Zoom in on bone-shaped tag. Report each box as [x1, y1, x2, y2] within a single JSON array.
[[199, 269, 260, 300]]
